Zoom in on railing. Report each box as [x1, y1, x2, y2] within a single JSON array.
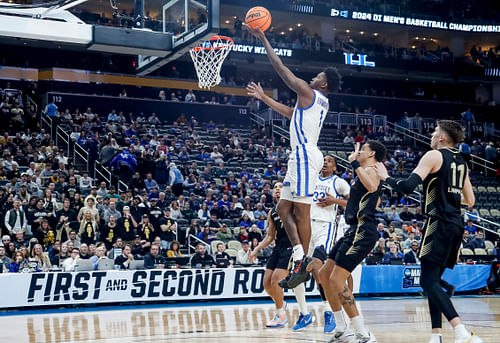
[[94, 160, 112, 186], [388, 121, 496, 174], [118, 180, 129, 193], [249, 111, 265, 128], [271, 122, 289, 143], [187, 234, 210, 254], [475, 221, 500, 237], [40, 112, 52, 134], [55, 126, 71, 158], [26, 95, 38, 114]]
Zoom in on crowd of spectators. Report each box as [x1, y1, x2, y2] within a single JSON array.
[[0, 80, 498, 275]]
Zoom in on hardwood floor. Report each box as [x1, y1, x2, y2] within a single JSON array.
[[1, 296, 498, 342]]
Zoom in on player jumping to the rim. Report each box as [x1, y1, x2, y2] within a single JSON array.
[[246, 25, 341, 289]]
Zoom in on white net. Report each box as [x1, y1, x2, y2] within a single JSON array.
[[189, 36, 233, 89]]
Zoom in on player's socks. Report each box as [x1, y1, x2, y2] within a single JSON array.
[[333, 310, 347, 332], [454, 324, 471, 341], [294, 283, 308, 314], [277, 301, 286, 315], [293, 244, 305, 261], [351, 315, 369, 337], [429, 333, 443, 343]]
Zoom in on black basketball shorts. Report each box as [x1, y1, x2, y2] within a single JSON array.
[[266, 246, 293, 271], [419, 216, 462, 269], [329, 224, 378, 273]]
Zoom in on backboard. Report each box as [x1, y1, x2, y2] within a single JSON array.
[[136, 0, 220, 75]]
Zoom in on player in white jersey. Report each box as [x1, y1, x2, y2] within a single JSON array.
[[247, 26, 342, 289], [308, 155, 350, 333]]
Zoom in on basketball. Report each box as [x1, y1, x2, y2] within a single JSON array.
[[245, 6, 272, 31]]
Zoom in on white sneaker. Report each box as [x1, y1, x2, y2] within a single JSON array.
[[327, 328, 356, 343], [455, 333, 484, 343], [355, 332, 377, 343]]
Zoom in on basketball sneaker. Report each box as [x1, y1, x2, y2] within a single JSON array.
[[278, 273, 291, 288], [292, 312, 315, 331], [283, 256, 313, 289], [455, 333, 484, 343], [327, 328, 355, 343], [354, 332, 377, 343], [324, 311, 336, 333], [266, 312, 288, 328]]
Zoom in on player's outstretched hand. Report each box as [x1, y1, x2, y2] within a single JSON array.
[[245, 24, 266, 40], [374, 162, 389, 181], [247, 82, 264, 100], [249, 250, 258, 264], [348, 142, 360, 162], [317, 192, 336, 207]]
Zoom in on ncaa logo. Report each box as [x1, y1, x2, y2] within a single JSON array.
[[404, 268, 411, 277]]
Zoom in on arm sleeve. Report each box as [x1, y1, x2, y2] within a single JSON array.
[[385, 173, 423, 195]]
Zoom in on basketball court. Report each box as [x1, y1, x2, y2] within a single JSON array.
[[1, 296, 498, 343]]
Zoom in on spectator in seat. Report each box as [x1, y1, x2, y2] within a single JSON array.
[[62, 248, 81, 272], [79, 243, 91, 259], [167, 241, 183, 257], [207, 214, 221, 228], [399, 194, 415, 207], [190, 243, 214, 268], [213, 242, 232, 266], [144, 173, 159, 192], [415, 207, 426, 221], [114, 244, 134, 269], [404, 240, 420, 264], [464, 220, 477, 235], [144, 244, 166, 269], [408, 219, 421, 235], [470, 230, 485, 250], [387, 224, 402, 241], [137, 214, 155, 245], [236, 240, 257, 265], [216, 224, 234, 242], [464, 206, 479, 223], [399, 205, 414, 222], [0, 245, 11, 271], [376, 223, 390, 240], [197, 224, 216, 244], [9, 251, 27, 273], [461, 230, 472, 249], [198, 202, 211, 222], [13, 231, 27, 250], [91, 245, 109, 270], [64, 230, 81, 249], [372, 238, 386, 258], [404, 232, 417, 250], [31, 243, 52, 271], [248, 224, 262, 242], [236, 226, 249, 243], [382, 243, 404, 264], [239, 214, 252, 228], [386, 205, 401, 224]]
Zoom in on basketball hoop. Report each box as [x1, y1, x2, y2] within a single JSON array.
[[189, 35, 233, 89]]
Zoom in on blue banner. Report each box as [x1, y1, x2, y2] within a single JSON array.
[[359, 264, 490, 294]]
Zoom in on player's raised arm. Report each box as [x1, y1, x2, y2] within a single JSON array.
[[247, 82, 293, 119], [246, 26, 314, 106], [348, 143, 380, 193], [249, 211, 276, 263]]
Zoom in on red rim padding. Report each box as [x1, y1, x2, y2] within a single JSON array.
[[191, 35, 234, 52]]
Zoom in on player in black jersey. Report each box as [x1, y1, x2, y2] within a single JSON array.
[[250, 182, 313, 329], [325, 141, 386, 343], [375, 120, 482, 343]]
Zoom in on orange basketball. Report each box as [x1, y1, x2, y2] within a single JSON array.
[[245, 6, 272, 31]]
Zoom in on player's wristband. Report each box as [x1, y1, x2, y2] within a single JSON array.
[[350, 160, 361, 170]]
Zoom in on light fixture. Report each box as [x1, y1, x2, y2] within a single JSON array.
[[233, 16, 237, 19], [360, 31, 364, 35], [411, 45, 416, 49], [415, 37, 419, 40], [346, 29, 350, 33], [280, 31, 285, 35], [297, 23, 302, 27], [423, 37, 426, 40], [224, 20, 230, 24], [288, 27, 293, 31], [373, 32, 379, 36]]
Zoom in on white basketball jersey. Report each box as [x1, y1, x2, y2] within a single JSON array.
[[311, 175, 350, 222], [290, 89, 329, 149]]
